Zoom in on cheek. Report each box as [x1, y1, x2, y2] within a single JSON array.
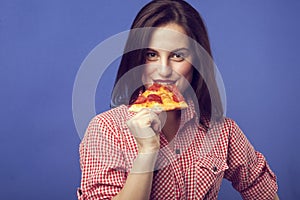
[[174, 63, 193, 82], [142, 64, 156, 76], [142, 65, 156, 84]]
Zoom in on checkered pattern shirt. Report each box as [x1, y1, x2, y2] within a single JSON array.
[[77, 103, 278, 199]]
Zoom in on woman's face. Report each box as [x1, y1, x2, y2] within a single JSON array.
[[142, 23, 193, 92]]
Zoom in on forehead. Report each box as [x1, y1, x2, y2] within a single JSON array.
[[148, 24, 190, 51]]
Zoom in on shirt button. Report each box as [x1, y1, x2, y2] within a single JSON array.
[[212, 166, 218, 172]]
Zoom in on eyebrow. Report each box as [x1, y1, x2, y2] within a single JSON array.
[[146, 47, 190, 52], [171, 48, 190, 52]]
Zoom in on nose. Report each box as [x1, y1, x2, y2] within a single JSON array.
[[158, 56, 172, 77]]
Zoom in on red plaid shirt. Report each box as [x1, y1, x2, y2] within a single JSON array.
[[77, 103, 278, 199]]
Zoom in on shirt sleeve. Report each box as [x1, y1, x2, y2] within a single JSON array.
[[77, 116, 128, 200], [224, 120, 278, 200]]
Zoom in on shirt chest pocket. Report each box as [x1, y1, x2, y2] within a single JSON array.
[[184, 155, 228, 198], [196, 155, 228, 175]]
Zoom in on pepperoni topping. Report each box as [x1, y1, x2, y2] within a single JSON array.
[[172, 94, 180, 102], [134, 95, 147, 104], [147, 94, 162, 104], [147, 83, 161, 91], [162, 85, 172, 92]]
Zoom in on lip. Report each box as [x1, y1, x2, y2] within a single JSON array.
[[153, 79, 176, 85]]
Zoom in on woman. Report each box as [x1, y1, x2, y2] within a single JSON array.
[[78, 0, 279, 199]]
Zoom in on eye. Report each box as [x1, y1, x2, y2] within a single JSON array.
[[146, 51, 158, 61], [170, 52, 185, 62]]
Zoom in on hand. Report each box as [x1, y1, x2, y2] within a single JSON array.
[[126, 108, 162, 154]]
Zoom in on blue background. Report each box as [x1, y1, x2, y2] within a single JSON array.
[[1, 0, 299, 199]]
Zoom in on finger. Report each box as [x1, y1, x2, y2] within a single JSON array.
[[128, 108, 161, 131], [135, 108, 158, 125], [133, 108, 151, 118], [158, 111, 167, 128], [150, 106, 163, 114], [128, 109, 151, 125], [150, 112, 162, 132]]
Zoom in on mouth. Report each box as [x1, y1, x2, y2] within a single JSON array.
[[153, 79, 176, 85]]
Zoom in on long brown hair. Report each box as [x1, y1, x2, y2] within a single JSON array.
[[111, 0, 224, 121]]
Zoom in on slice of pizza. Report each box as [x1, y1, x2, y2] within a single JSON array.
[[128, 83, 188, 112]]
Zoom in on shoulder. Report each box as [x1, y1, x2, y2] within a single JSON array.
[[217, 117, 248, 145], [203, 117, 245, 150], [84, 105, 133, 139], [203, 116, 239, 136], [222, 117, 247, 139], [223, 117, 240, 133], [94, 105, 131, 125]]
